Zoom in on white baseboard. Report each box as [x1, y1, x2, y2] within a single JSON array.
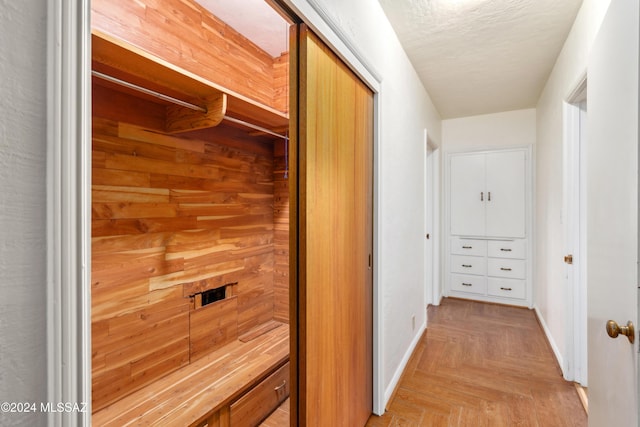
[[533, 305, 565, 377], [382, 322, 427, 410]]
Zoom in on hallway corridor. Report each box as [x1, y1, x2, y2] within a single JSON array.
[[367, 298, 586, 426]]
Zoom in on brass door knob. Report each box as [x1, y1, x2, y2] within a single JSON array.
[[606, 320, 635, 344]]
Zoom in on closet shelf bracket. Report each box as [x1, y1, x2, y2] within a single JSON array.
[[166, 91, 227, 134]]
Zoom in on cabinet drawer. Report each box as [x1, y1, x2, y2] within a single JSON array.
[[451, 255, 486, 276], [487, 258, 525, 279], [230, 361, 289, 427], [488, 278, 526, 300], [488, 240, 526, 259], [450, 274, 487, 295], [451, 239, 487, 256]]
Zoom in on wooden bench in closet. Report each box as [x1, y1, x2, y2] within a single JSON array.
[[92, 324, 289, 426]]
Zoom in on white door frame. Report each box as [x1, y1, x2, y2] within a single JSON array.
[[46, 0, 92, 425], [47, 0, 386, 423], [562, 74, 588, 385], [432, 148, 441, 305], [425, 131, 433, 306], [425, 142, 441, 307]]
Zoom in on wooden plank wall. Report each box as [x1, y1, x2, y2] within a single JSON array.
[[273, 140, 290, 323], [91, 0, 289, 113], [274, 53, 290, 115], [92, 86, 280, 411]]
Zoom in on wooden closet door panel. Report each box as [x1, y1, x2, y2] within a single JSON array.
[[296, 25, 373, 426]]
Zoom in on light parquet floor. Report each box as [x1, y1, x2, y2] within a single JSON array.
[[366, 298, 587, 427]]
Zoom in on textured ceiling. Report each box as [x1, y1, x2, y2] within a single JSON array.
[[378, 0, 583, 118], [194, 0, 289, 57]]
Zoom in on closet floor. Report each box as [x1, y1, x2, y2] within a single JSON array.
[[366, 298, 587, 426], [260, 397, 289, 426]]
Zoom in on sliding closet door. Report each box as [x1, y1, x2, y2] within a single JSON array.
[[292, 25, 373, 426]]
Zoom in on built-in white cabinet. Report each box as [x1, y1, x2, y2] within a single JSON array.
[[450, 150, 526, 238], [446, 147, 532, 307]]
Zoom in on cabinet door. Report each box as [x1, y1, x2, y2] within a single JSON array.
[[485, 150, 526, 238], [450, 153, 485, 236]]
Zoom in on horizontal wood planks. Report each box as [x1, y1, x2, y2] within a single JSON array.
[[91, 83, 283, 410], [190, 297, 239, 362], [91, 0, 289, 114], [273, 53, 290, 115], [92, 325, 289, 426]]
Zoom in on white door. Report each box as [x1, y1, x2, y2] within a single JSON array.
[[485, 150, 526, 238], [587, 1, 639, 425], [563, 98, 588, 386], [426, 142, 434, 306], [450, 153, 485, 236]]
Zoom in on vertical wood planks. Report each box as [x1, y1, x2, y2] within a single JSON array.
[[296, 26, 374, 426]]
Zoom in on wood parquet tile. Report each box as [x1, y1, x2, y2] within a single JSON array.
[[366, 298, 587, 427]]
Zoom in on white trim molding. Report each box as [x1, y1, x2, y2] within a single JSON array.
[[372, 92, 384, 415], [534, 306, 565, 377], [283, 0, 382, 92], [302, 0, 382, 84], [384, 322, 426, 405], [47, 0, 92, 425]]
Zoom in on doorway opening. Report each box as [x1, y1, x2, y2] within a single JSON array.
[[425, 136, 441, 307], [49, 0, 383, 422], [90, 0, 294, 423], [563, 75, 588, 397]]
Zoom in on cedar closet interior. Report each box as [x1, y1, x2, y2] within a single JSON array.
[[90, 0, 292, 424]]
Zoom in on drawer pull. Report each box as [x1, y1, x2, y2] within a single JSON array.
[[462, 245, 473, 249], [500, 248, 512, 252], [500, 267, 512, 271], [462, 283, 472, 287], [500, 287, 512, 291], [462, 264, 472, 268], [274, 380, 287, 394]]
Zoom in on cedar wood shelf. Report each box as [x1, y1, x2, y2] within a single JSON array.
[[92, 30, 289, 135]]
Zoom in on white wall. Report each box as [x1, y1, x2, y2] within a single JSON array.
[[289, 0, 442, 409], [442, 108, 536, 153], [0, 1, 48, 426], [535, 0, 610, 372]]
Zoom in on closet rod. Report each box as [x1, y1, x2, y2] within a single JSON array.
[[92, 70, 288, 140], [222, 116, 288, 140], [92, 70, 206, 113]]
